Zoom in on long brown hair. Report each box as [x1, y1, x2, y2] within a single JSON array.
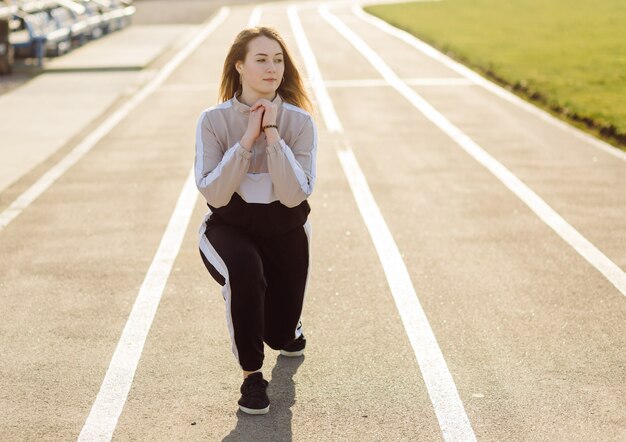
[[219, 26, 313, 116]]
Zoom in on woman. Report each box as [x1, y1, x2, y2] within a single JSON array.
[[194, 25, 316, 415]]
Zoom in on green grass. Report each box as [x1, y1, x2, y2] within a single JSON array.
[[365, 0, 626, 148]]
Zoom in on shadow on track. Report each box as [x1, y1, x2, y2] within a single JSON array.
[[222, 355, 304, 442]]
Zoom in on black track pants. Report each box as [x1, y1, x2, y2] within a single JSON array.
[[199, 221, 311, 372]]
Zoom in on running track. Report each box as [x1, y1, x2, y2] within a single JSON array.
[[1, 1, 625, 440]]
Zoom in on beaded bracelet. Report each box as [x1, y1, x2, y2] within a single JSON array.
[[262, 124, 278, 131]]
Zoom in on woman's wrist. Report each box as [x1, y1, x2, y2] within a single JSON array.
[[264, 126, 280, 145], [240, 135, 255, 151]]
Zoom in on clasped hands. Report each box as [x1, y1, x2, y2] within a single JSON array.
[[241, 99, 279, 151]]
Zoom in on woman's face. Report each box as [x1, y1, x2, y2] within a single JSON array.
[[236, 36, 285, 97]]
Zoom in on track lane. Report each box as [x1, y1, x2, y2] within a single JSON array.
[[107, 2, 626, 440], [309, 4, 626, 440], [322, 5, 626, 297], [291, 5, 478, 440], [2, 1, 625, 441], [0, 7, 234, 441], [344, 5, 626, 273], [113, 5, 444, 441], [352, 4, 626, 164]]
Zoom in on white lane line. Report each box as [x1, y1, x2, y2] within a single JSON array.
[[288, 6, 477, 442], [77, 9, 231, 442], [0, 8, 230, 233], [325, 77, 474, 87], [352, 4, 626, 162], [287, 7, 343, 134], [77, 169, 198, 442], [335, 150, 477, 442], [249, 6, 262, 27], [320, 5, 626, 298]]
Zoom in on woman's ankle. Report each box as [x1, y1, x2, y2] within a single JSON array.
[[243, 369, 261, 379]]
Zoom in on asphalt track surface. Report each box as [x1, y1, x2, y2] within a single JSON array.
[[1, 0, 626, 441]]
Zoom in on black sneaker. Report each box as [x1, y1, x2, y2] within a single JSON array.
[[280, 334, 306, 357], [238, 372, 270, 415]]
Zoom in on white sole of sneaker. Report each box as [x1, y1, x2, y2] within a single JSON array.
[[239, 405, 270, 415], [279, 349, 304, 357]]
